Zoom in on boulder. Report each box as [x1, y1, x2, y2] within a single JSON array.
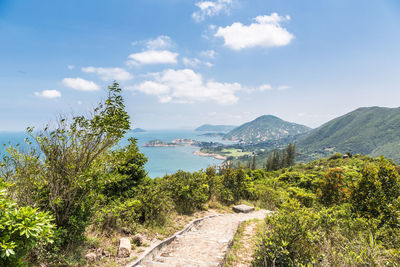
[[232, 204, 255, 213], [132, 233, 144, 246], [85, 252, 97, 262], [118, 237, 131, 258]]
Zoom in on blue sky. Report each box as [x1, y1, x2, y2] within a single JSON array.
[[0, 0, 399, 130]]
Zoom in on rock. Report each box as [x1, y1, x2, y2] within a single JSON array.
[[118, 237, 131, 258], [232, 204, 255, 213], [96, 248, 104, 256], [132, 233, 144, 246], [121, 227, 132, 235], [85, 252, 97, 262]]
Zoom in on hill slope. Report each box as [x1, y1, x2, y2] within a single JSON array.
[[195, 124, 237, 132], [297, 106, 400, 162], [224, 115, 311, 143]]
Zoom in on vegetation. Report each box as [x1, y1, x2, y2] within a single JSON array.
[[0, 182, 54, 265], [223, 115, 310, 143], [297, 106, 400, 162], [1, 83, 400, 265]]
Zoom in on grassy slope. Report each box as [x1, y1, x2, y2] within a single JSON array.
[[297, 106, 400, 162]]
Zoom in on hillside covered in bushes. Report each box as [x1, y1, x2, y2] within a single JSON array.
[[1, 84, 399, 266]]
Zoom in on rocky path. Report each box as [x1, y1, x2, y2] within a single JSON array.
[[131, 209, 269, 267]]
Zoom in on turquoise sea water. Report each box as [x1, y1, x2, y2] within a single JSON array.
[[0, 130, 226, 178]]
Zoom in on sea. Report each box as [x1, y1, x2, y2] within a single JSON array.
[[0, 130, 229, 178]]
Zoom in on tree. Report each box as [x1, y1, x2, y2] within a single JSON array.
[[102, 137, 148, 200], [3, 82, 130, 244]]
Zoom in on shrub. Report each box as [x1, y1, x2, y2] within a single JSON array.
[[135, 179, 173, 225], [219, 168, 254, 204], [253, 184, 287, 210], [351, 157, 400, 227], [317, 168, 349, 206], [287, 187, 315, 208], [163, 171, 209, 214], [253, 200, 321, 266], [0, 187, 54, 266]]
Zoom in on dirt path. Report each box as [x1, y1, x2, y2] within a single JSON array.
[[131, 210, 269, 267], [225, 219, 264, 267]]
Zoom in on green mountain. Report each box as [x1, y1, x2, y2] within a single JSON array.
[[224, 115, 311, 143], [297, 106, 400, 162], [195, 124, 237, 132]]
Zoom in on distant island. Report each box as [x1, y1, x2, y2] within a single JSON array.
[[132, 128, 146, 133], [199, 132, 226, 137], [144, 138, 225, 160], [195, 124, 236, 132]]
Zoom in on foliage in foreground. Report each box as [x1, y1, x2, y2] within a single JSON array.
[[253, 156, 400, 266], [0, 183, 54, 266]]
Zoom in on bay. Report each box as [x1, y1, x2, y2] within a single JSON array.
[[0, 130, 226, 178]]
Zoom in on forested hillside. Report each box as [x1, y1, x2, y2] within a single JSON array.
[[223, 115, 311, 143]]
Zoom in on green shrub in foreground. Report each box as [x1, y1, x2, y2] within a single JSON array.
[[0, 187, 54, 266], [253, 200, 321, 266]]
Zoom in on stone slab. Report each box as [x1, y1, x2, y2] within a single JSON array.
[[232, 204, 255, 213]]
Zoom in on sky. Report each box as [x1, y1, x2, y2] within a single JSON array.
[[0, 0, 399, 131]]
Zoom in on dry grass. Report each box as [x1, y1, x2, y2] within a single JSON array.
[[225, 218, 264, 267]]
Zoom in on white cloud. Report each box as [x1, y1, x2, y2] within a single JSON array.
[[34, 90, 61, 99], [192, 0, 232, 22], [258, 84, 273, 91], [214, 13, 294, 50], [67, 65, 75, 70], [82, 66, 133, 81], [200, 49, 217, 59], [129, 69, 242, 104], [145, 36, 173, 50], [62, 77, 100, 91], [182, 57, 213, 68], [127, 50, 179, 66]]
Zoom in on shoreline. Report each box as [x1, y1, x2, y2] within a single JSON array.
[[193, 150, 227, 161]]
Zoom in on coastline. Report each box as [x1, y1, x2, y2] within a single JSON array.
[[193, 150, 227, 161]]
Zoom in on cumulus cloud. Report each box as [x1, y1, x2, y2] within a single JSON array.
[[127, 50, 178, 66], [82, 66, 133, 81], [67, 65, 75, 70], [192, 0, 232, 22], [128, 69, 242, 104], [62, 77, 100, 91], [182, 57, 213, 68], [214, 13, 294, 50], [34, 90, 62, 99], [145, 36, 173, 50]]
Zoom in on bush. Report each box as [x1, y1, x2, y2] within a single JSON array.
[[253, 184, 287, 210], [163, 171, 209, 214], [351, 157, 400, 227], [317, 168, 349, 206], [219, 168, 254, 204], [135, 179, 173, 225], [253, 200, 321, 266], [0, 187, 54, 266]]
